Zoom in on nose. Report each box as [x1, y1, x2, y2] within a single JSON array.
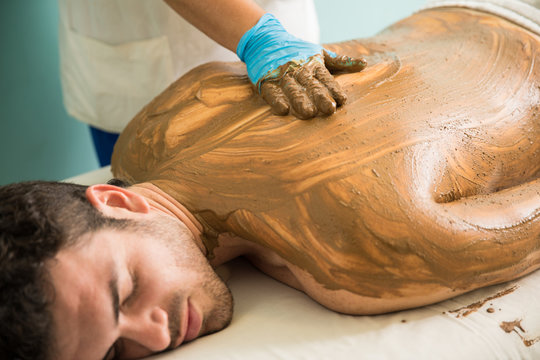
[[119, 306, 171, 352]]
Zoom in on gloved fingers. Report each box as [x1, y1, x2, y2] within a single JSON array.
[[295, 62, 337, 116], [260, 80, 290, 116], [281, 72, 317, 119], [258, 51, 360, 119], [314, 65, 347, 107], [323, 49, 367, 73]]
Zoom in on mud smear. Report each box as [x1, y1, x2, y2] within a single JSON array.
[[500, 319, 540, 347], [449, 286, 518, 318]]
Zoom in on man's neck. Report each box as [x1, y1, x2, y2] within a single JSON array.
[[128, 182, 271, 267], [128, 182, 207, 254]]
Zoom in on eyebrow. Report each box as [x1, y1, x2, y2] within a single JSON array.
[[109, 268, 120, 325]]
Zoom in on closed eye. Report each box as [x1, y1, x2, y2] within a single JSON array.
[[103, 272, 138, 360], [122, 271, 139, 307]]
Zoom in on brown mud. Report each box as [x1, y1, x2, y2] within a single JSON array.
[[500, 320, 540, 347], [112, 9, 540, 303], [449, 286, 517, 318]]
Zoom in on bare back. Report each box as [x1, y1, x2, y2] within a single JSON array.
[[112, 8, 540, 314]]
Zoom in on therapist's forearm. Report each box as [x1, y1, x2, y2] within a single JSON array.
[[163, 0, 265, 52]]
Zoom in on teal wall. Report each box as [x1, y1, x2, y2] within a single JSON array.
[[0, 0, 425, 185], [315, 0, 426, 43], [0, 0, 99, 185]]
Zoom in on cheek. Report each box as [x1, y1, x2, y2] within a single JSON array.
[[136, 233, 199, 276], [130, 233, 209, 299], [133, 245, 185, 296]]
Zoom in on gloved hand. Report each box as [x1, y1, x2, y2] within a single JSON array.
[[237, 13, 367, 119]]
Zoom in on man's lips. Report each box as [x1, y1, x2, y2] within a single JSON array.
[[173, 299, 202, 348], [185, 300, 202, 342]]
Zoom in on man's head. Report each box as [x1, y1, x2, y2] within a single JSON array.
[[0, 181, 233, 360]]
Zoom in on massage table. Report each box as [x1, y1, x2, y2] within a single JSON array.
[[67, 167, 540, 359]]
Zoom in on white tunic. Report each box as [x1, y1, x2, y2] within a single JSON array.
[[58, 0, 320, 133]]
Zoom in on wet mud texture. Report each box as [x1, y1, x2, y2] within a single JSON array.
[[112, 9, 540, 301]]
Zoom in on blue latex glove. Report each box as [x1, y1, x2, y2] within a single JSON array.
[[237, 14, 367, 119]]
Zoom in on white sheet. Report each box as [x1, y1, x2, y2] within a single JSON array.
[[65, 167, 540, 359]]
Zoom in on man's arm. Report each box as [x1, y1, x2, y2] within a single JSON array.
[[163, 0, 367, 119]]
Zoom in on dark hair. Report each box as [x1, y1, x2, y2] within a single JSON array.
[[0, 180, 130, 359]]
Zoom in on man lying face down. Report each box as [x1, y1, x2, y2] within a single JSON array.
[[1, 6, 540, 360]]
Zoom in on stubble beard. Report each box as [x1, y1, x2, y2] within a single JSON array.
[[134, 215, 234, 343]]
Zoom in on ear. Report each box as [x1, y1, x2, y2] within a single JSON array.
[[86, 184, 150, 218]]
